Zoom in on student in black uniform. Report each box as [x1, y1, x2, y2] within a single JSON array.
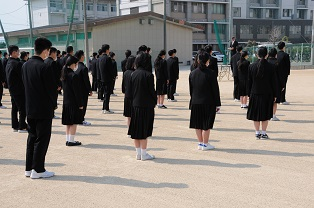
[[44, 47, 61, 119], [109, 52, 118, 96], [190, 53, 199, 72], [20, 51, 29, 65], [237, 51, 250, 109], [121, 49, 131, 94], [6, 45, 28, 133], [228, 37, 238, 57], [247, 47, 277, 139], [74, 50, 92, 126], [138, 45, 152, 73], [96, 49, 103, 100], [154, 50, 168, 109], [61, 46, 74, 66], [268, 48, 284, 121], [90, 52, 98, 92], [230, 46, 242, 102], [172, 49, 180, 96], [122, 55, 136, 130], [56, 50, 63, 95], [204, 45, 219, 77], [22, 37, 56, 179], [166, 49, 178, 102], [189, 50, 221, 151], [277, 41, 290, 105], [127, 51, 157, 161], [2, 52, 8, 88], [61, 55, 83, 146], [99, 44, 114, 114], [0, 51, 6, 109]]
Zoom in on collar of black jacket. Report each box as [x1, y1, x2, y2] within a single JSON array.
[[31, 56, 44, 62]]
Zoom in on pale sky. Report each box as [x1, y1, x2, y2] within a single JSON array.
[[0, 0, 29, 33]]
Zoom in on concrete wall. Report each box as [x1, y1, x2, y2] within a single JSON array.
[[31, 0, 49, 27], [92, 17, 193, 68]]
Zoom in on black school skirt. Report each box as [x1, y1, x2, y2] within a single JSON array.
[[123, 97, 132, 117], [189, 104, 216, 130], [128, 107, 154, 139], [62, 105, 83, 125], [238, 79, 248, 96], [247, 94, 273, 121], [156, 79, 167, 95]]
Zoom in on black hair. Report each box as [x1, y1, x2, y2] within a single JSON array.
[[138, 45, 147, 52], [92, 52, 97, 58], [66, 46, 73, 54], [8, 45, 19, 55], [34, 38, 52, 55], [237, 51, 248, 71], [278, 41, 285, 50], [98, 49, 102, 55], [62, 51, 66, 56], [60, 55, 79, 81], [236, 45, 243, 52], [256, 47, 268, 79], [0, 51, 2, 55], [204, 45, 213, 54], [147, 47, 151, 53], [125, 55, 136, 71], [74, 50, 84, 60], [20, 51, 28, 60], [268, 48, 277, 58], [109, 51, 115, 59], [26, 52, 30, 55], [124, 49, 131, 58], [197, 50, 210, 70], [173, 49, 177, 53], [134, 51, 149, 70], [168, 49, 174, 56], [101, 44, 110, 53], [49, 47, 57, 55], [154, 50, 166, 70], [3, 52, 8, 57], [57, 50, 61, 56]]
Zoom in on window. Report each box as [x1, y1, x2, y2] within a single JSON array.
[[250, 0, 261, 3], [289, 26, 301, 34], [130, 7, 139, 14], [18, 37, 29, 44], [304, 26, 311, 35], [213, 4, 225, 14], [58, 34, 74, 41], [249, 8, 261, 18], [240, 25, 253, 34], [283, 9, 292, 17], [86, 2, 93, 11], [212, 24, 226, 34], [97, 3, 108, 11], [233, 7, 241, 17], [46, 35, 57, 42], [311, 10, 313, 19], [111, 4, 116, 12], [266, 0, 277, 4], [171, 2, 187, 13], [192, 3, 205, 13], [66, 0, 78, 10], [297, 0, 305, 5], [296, 10, 305, 19], [76, 32, 92, 39], [257, 25, 271, 34], [50, 0, 63, 10], [265, 9, 277, 18]]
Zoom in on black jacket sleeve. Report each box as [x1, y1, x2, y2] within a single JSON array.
[[83, 66, 92, 93], [210, 71, 221, 107], [42, 65, 57, 109], [147, 73, 157, 105]]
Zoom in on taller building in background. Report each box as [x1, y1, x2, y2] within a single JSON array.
[[27, 0, 117, 27], [119, 0, 232, 52], [233, 0, 313, 43]]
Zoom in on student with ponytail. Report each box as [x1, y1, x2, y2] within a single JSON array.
[[247, 47, 277, 139], [154, 50, 168, 109], [61, 56, 83, 146], [237, 51, 250, 109], [189, 50, 221, 151]]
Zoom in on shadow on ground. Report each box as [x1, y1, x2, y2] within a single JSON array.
[[81, 144, 166, 151], [0, 159, 65, 167], [215, 148, 314, 157], [152, 136, 220, 143]]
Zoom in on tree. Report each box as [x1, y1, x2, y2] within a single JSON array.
[[282, 36, 289, 42], [269, 26, 283, 46]]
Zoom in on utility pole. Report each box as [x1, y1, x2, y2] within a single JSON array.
[[83, 0, 89, 68], [27, 0, 34, 54], [0, 19, 9, 51], [311, 11, 314, 65], [163, 0, 167, 51], [228, 0, 233, 63], [66, 0, 77, 49]]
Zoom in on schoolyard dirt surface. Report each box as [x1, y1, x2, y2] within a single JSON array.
[[0, 67, 313, 208]]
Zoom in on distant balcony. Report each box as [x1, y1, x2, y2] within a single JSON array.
[[50, 7, 66, 13], [191, 13, 207, 22]]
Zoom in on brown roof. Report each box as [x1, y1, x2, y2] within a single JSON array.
[[1, 11, 200, 37]]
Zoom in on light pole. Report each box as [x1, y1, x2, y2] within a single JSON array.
[[83, 0, 89, 68], [311, 11, 314, 65], [163, 0, 167, 51]]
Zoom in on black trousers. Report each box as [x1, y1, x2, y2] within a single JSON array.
[[233, 76, 240, 100], [167, 80, 176, 100], [26, 118, 52, 173], [97, 80, 104, 100], [111, 77, 116, 94], [11, 94, 27, 130], [0, 84, 3, 106], [102, 81, 112, 111], [280, 76, 288, 103], [82, 95, 88, 121], [92, 75, 97, 91]]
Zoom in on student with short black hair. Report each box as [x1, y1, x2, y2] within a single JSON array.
[[109, 51, 118, 96], [0, 51, 5, 109], [154, 50, 168, 109], [277, 41, 290, 105], [2, 52, 9, 88], [237, 51, 250, 109], [231, 45, 243, 101], [22, 37, 56, 179], [91, 52, 98, 92], [166, 49, 179, 102], [121, 50, 131, 94], [20, 51, 29, 64], [204, 45, 218, 77], [61, 46, 74, 66]]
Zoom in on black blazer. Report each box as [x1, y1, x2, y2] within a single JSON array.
[[277, 50, 290, 77], [247, 60, 277, 96], [166, 57, 179, 81], [121, 58, 127, 73], [98, 54, 113, 83], [189, 68, 221, 107], [208, 55, 218, 77], [90, 57, 97, 77], [22, 56, 57, 119], [230, 40, 238, 56], [96, 55, 101, 81], [112, 60, 118, 77], [174, 56, 179, 79], [123, 69, 133, 99], [61, 54, 71, 66], [75, 62, 92, 96], [127, 68, 156, 108], [6, 57, 24, 96], [0, 60, 4, 83], [231, 52, 241, 77], [154, 59, 168, 80], [237, 59, 250, 81], [62, 69, 83, 108], [268, 57, 284, 89], [44, 57, 61, 88]]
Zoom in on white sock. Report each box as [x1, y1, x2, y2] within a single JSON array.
[[203, 143, 208, 147], [69, 135, 75, 142], [241, 104, 244, 107], [66, 135, 69, 142], [255, 131, 260, 135], [261, 131, 266, 135], [135, 148, 141, 155], [198, 142, 202, 146], [273, 114, 276, 118], [141, 149, 147, 155]]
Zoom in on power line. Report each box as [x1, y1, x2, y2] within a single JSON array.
[[0, 4, 27, 15]]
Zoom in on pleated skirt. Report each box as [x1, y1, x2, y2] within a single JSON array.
[[247, 94, 273, 121], [156, 79, 167, 95], [238, 79, 248, 96], [62, 105, 83, 125], [128, 107, 155, 139], [189, 104, 216, 130], [123, 97, 132, 117]]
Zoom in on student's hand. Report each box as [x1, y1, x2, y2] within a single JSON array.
[[79, 106, 83, 109], [167, 80, 169, 84], [57, 86, 61, 91], [116, 76, 118, 79], [89, 91, 93, 96], [281, 88, 285, 91], [274, 97, 277, 102], [216, 106, 221, 112]]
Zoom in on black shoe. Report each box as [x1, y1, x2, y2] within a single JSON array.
[[260, 134, 269, 139], [255, 134, 261, 140], [160, 105, 167, 109], [66, 141, 82, 146]]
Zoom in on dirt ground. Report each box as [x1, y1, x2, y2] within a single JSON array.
[[0, 67, 313, 208]]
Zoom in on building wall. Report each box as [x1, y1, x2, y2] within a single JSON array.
[[31, 0, 50, 27]]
